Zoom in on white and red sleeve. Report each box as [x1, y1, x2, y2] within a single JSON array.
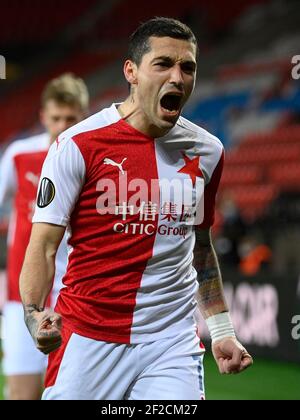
[[32, 138, 86, 227], [0, 143, 17, 206], [196, 150, 224, 230]]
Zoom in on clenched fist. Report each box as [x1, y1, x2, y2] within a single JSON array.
[[24, 305, 62, 354], [212, 337, 253, 375]]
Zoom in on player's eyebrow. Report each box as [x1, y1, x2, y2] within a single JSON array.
[[152, 56, 196, 69], [152, 55, 174, 63]]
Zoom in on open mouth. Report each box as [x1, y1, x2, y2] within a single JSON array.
[[160, 93, 182, 115]]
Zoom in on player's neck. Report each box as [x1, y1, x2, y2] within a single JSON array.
[[118, 97, 170, 139]]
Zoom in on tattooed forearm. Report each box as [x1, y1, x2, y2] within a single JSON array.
[[24, 304, 44, 339], [194, 229, 228, 319], [24, 304, 44, 314]]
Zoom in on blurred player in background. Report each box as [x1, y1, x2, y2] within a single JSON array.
[[20, 18, 252, 400], [0, 73, 89, 399]]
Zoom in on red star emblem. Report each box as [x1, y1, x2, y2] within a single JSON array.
[[177, 153, 204, 187]]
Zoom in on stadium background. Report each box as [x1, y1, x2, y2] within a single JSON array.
[[0, 0, 299, 400]]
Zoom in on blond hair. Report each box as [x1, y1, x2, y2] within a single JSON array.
[[41, 73, 89, 112]]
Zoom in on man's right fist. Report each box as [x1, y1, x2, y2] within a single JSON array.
[[24, 305, 62, 354]]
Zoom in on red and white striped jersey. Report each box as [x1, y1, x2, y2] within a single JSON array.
[[0, 133, 67, 304], [33, 104, 224, 344]]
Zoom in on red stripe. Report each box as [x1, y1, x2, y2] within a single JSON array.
[[44, 324, 73, 388], [197, 150, 224, 229], [56, 120, 159, 343], [8, 151, 47, 302]]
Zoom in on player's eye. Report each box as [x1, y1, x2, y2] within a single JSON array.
[[155, 62, 171, 68], [181, 64, 196, 74], [66, 116, 77, 123]]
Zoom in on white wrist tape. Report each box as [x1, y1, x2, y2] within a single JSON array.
[[206, 312, 236, 344]]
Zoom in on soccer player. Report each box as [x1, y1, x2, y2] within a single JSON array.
[[20, 18, 253, 400], [0, 73, 89, 399]]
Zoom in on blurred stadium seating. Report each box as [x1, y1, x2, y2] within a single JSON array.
[[0, 1, 97, 46]]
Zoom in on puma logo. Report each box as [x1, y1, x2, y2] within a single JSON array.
[[25, 172, 40, 187], [103, 158, 127, 175]]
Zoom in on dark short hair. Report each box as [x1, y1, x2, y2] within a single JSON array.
[[128, 17, 198, 66]]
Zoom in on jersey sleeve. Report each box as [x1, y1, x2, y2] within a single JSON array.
[[0, 143, 17, 206], [32, 138, 86, 227], [196, 149, 224, 230]]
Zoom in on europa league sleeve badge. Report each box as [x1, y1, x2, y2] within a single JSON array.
[[37, 177, 56, 208]]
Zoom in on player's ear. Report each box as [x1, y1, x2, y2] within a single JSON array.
[[123, 60, 138, 86]]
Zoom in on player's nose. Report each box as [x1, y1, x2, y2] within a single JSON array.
[[168, 64, 184, 87]]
